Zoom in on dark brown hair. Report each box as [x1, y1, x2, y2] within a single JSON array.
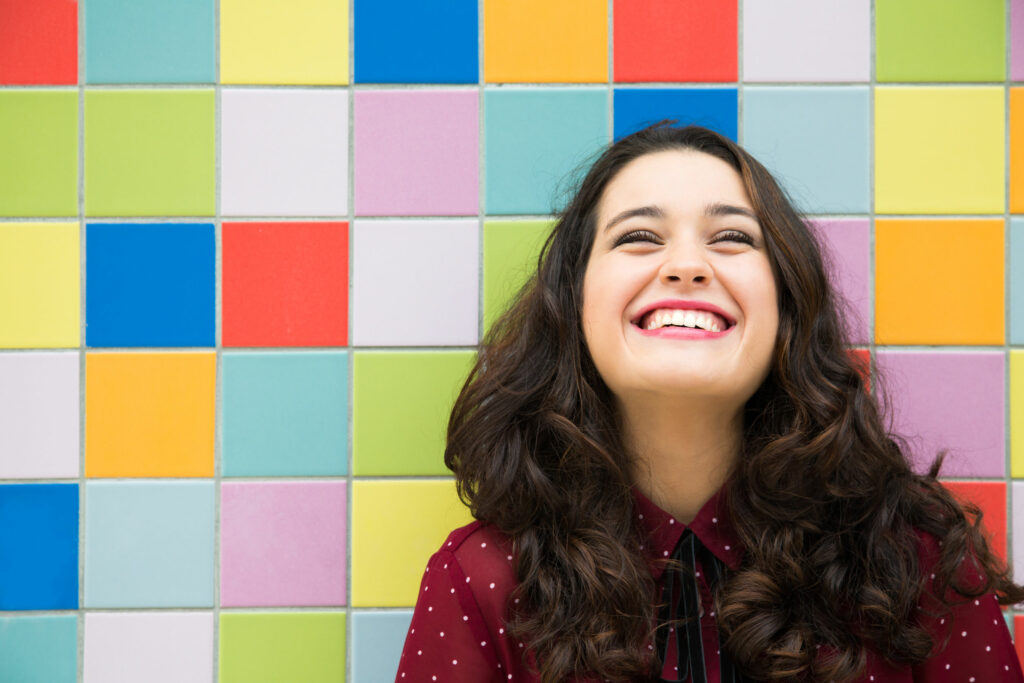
[[445, 124, 1024, 681]]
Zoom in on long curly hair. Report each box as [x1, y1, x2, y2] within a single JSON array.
[[445, 124, 1024, 681]]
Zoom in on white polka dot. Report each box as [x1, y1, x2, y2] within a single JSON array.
[[499, 628, 504, 634], [424, 586, 428, 591], [428, 607, 433, 612], [402, 674, 406, 678], [411, 629, 415, 634], [481, 641, 487, 647], [869, 677, 874, 681], [519, 643, 524, 648], [975, 599, 980, 605], [663, 551, 669, 557], [724, 545, 731, 551], [447, 541, 452, 546], [450, 588, 455, 594], [453, 659, 458, 665], [639, 513, 644, 519], [463, 616, 468, 621], [444, 563, 448, 569], [465, 577, 470, 583], [481, 542, 487, 548], [712, 517, 718, 523], [507, 555, 513, 561], [432, 676, 437, 681], [418, 650, 423, 656], [710, 611, 715, 617], [986, 645, 992, 652], [961, 631, 967, 637], [669, 518, 675, 524], [945, 664, 950, 670], [514, 598, 519, 603], [970, 678, 975, 682], [490, 582, 496, 589], [508, 676, 512, 680], [440, 631, 445, 637]]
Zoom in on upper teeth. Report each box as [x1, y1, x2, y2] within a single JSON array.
[[642, 309, 725, 332]]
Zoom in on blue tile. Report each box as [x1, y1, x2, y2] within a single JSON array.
[[86, 223, 215, 347], [85, 0, 215, 83], [613, 88, 738, 141], [0, 484, 78, 610], [351, 611, 413, 682], [354, 0, 478, 83], [1011, 218, 1024, 345], [0, 616, 77, 683]]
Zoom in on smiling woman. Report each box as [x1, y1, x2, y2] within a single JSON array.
[[396, 124, 1024, 683]]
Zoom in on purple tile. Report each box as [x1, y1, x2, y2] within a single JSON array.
[[809, 219, 870, 344], [1014, 0, 1024, 81], [354, 90, 478, 216], [876, 351, 1004, 477]]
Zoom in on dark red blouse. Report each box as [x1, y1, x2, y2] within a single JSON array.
[[397, 489, 1023, 682]]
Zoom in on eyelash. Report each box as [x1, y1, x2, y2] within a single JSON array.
[[711, 229, 754, 246], [612, 229, 755, 248]]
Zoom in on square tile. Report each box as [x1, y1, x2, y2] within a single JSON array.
[[876, 351, 1004, 478], [220, 481, 347, 607], [354, 90, 478, 216], [352, 351, 475, 476], [1011, 219, 1024, 344], [809, 219, 870, 344], [483, 220, 552, 330], [875, 219, 1003, 345], [943, 481, 1007, 563], [351, 220, 479, 346], [0, 1, 77, 84], [350, 611, 413, 682], [85, 90, 215, 216], [0, 222, 79, 348], [86, 223, 215, 347], [0, 483, 78, 610], [0, 92, 78, 216], [613, 88, 737, 141], [743, 0, 869, 82], [222, 222, 348, 347], [354, 0, 478, 83], [220, 0, 349, 85], [1010, 351, 1024, 477], [484, 0, 606, 83], [875, 87, 1004, 214], [0, 615, 77, 682], [614, 0, 736, 82], [484, 88, 608, 215], [876, 0, 1004, 82], [0, 352, 79, 478], [84, 0, 215, 83], [222, 352, 348, 477], [84, 613, 213, 683], [222, 89, 348, 217], [351, 480, 473, 606], [1012, 88, 1024, 213], [219, 613, 345, 683], [85, 352, 215, 477], [742, 86, 870, 213], [84, 481, 215, 607]]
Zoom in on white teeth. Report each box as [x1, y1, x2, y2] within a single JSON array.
[[642, 308, 727, 332]]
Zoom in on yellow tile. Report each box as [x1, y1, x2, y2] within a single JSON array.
[[484, 0, 607, 83], [351, 480, 473, 607], [86, 352, 215, 477], [875, 219, 1003, 345], [1012, 351, 1024, 478], [875, 87, 1003, 214], [0, 222, 79, 348], [220, 0, 349, 85]]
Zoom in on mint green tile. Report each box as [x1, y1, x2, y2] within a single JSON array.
[[222, 352, 348, 477], [876, 0, 1004, 82], [353, 351, 475, 476], [0, 91, 78, 217], [219, 612, 346, 683], [483, 220, 551, 331], [85, 90, 215, 216], [0, 615, 77, 683]]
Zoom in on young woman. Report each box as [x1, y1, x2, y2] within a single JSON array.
[[396, 124, 1024, 682]]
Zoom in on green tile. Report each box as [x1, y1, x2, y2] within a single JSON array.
[[876, 0, 1004, 82], [352, 351, 475, 476], [85, 90, 215, 216], [0, 91, 78, 217], [483, 220, 551, 331], [219, 612, 345, 683]]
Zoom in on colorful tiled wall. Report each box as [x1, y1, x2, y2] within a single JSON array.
[[0, 0, 1021, 680]]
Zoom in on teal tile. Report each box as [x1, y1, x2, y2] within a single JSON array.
[[485, 88, 608, 215], [0, 615, 77, 683], [351, 611, 413, 682], [221, 352, 348, 477], [1011, 218, 1024, 345]]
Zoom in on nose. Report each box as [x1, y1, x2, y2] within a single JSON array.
[[658, 241, 712, 285]]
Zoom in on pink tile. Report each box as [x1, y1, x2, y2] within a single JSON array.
[[1014, 0, 1024, 81], [876, 351, 1004, 477], [220, 481, 347, 607], [809, 219, 870, 344], [354, 90, 478, 216]]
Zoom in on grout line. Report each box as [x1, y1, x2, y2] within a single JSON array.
[[212, 0, 223, 678], [345, 0, 355, 679], [77, 0, 86, 678]]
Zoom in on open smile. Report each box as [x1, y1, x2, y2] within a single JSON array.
[[630, 300, 736, 337]]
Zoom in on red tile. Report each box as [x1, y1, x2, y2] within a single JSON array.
[[223, 222, 348, 347], [943, 481, 1007, 563], [0, 0, 78, 85], [613, 0, 736, 83], [1015, 615, 1024, 668], [847, 348, 871, 391]]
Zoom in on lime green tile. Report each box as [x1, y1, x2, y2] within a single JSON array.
[[0, 91, 78, 217], [219, 612, 345, 683], [352, 351, 475, 476], [85, 90, 215, 216], [483, 220, 552, 331], [876, 0, 1004, 82]]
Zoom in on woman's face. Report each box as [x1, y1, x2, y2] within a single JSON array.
[[581, 149, 779, 409]]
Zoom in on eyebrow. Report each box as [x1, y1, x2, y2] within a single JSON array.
[[602, 202, 759, 233]]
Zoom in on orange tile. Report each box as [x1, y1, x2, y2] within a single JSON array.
[[943, 481, 1007, 563], [1012, 89, 1024, 214], [86, 353, 215, 477]]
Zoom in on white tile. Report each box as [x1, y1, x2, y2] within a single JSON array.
[[84, 612, 214, 683], [1014, 482, 1024, 586]]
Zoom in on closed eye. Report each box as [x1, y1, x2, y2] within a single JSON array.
[[710, 229, 755, 246], [613, 229, 662, 247]]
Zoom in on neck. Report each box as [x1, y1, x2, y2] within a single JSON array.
[[620, 395, 742, 524]]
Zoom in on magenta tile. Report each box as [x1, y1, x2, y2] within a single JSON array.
[[809, 219, 870, 344], [354, 90, 478, 216], [1014, 0, 1024, 81], [876, 351, 1004, 477], [220, 481, 347, 607]]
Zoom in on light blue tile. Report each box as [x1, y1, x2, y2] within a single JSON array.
[[85, 481, 214, 607], [351, 611, 413, 682], [0, 616, 77, 683], [222, 352, 348, 477], [1011, 218, 1024, 345], [485, 88, 608, 215], [742, 86, 870, 214]]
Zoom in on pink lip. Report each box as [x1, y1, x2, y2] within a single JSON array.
[[630, 299, 737, 327]]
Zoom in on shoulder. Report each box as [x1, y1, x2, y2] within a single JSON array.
[[431, 521, 519, 620]]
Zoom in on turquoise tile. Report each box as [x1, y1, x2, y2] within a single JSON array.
[[85, 0, 215, 83], [1011, 218, 1024, 345], [351, 611, 413, 682], [742, 86, 870, 214], [84, 481, 214, 607], [221, 352, 348, 476], [0, 616, 77, 683], [485, 88, 608, 215]]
